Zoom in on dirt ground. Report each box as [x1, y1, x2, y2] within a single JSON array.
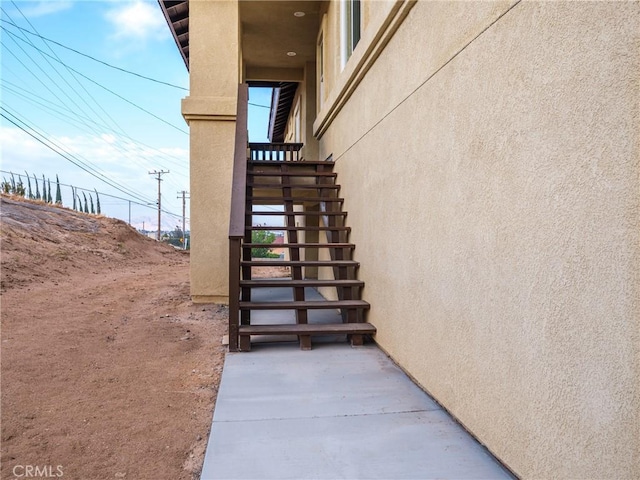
[[1, 195, 230, 480]]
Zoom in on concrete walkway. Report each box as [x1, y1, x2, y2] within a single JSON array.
[[200, 340, 513, 479]]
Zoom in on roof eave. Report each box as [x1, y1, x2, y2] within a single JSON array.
[[158, 0, 189, 71]]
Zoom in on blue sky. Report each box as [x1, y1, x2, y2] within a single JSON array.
[[1, 0, 272, 231]]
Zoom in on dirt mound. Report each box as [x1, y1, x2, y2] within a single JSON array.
[[1, 195, 226, 480], [1, 195, 184, 291]]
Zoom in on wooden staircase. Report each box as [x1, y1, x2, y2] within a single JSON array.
[[229, 146, 375, 351]]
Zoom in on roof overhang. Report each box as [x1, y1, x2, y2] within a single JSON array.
[[158, 0, 189, 70], [159, 1, 321, 140], [266, 82, 299, 142]]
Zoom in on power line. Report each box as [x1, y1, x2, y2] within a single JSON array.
[[0, 7, 189, 215], [1, 108, 155, 205], [0, 12, 124, 139], [249, 102, 270, 109], [4, 4, 127, 138], [2, 78, 189, 176], [1, 11, 188, 172], [1, 27, 188, 135], [0, 169, 188, 221], [1, 93, 189, 209], [0, 17, 188, 91], [0, 39, 83, 123], [2, 90, 189, 211], [1, 104, 154, 203]]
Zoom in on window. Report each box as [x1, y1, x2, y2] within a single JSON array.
[[317, 32, 325, 106], [340, 0, 361, 69]]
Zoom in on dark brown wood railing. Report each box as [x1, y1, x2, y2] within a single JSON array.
[[249, 142, 303, 162], [228, 84, 249, 352]]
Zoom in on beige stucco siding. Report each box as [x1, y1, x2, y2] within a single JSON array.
[[317, 1, 639, 478], [183, 0, 239, 303]]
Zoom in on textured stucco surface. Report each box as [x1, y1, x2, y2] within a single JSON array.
[[185, 0, 239, 303], [318, 1, 639, 478]]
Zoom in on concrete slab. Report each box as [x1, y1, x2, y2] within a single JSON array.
[[200, 343, 513, 480], [204, 410, 508, 480], [213, 344, 439, 422]]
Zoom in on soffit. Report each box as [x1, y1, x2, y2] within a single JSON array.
[[159, 0, 319, 141], [240, 1, 322, 70], [159, 1, 322, 73], [158, 0, 189, 70]]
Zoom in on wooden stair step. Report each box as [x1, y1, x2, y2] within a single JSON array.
[[247, 225, 350, 232], [249, 172, 337, 177], [251, 211, 347, 216], [248, 160, 335, 166], [239, 300, 370, 310], [243, 242, 354, 248], [241, 260, 359, 267], [238, 322, 375, 335], [240, 279, 364, 287], [249, 183, 340, 189], [248, 196, 344, 203]]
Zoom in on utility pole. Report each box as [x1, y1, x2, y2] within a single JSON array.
[[149, 170, 169, 241], [177, 190, 190, 249]]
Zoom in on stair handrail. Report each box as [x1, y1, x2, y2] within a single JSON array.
[[228, 83, 249, 352]]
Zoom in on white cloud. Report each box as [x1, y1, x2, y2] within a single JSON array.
[[105, 1, 169, 43], [16, 1, 73, 18]]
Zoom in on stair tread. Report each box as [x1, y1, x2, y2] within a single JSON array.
[[247, 226, 350, 231], [249, 197, 344, 202], [239, 300, 370, 310], [248, 160, 335, 166], [251, 211, 347, 216], [243, 242, 354, 248], [241, 260, 359, 267], [249, 172, 337, 177], [238, 322, 375, 335], [240, 279, 364, 287], [249, 183, 340, 189]]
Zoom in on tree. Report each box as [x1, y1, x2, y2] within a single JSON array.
[[34, 174, 40, 200], [89, 194, 95, 214], [41, 175, 46, 201], [82, 192, 88, 213], [71, 187, 77, 210], [162, 226, 184, 247], [15, 176, 25, 196], [251, 229, 276, 258], [26, 171, 33, 199], [47, 179, 52, 203], [94, 189, 101, 214], [3, 174, 25, 196], [55, 175, 62, 204]]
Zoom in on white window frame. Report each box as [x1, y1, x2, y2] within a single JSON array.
[[340, 0, 361, 70], [317, 30, 325, 107]]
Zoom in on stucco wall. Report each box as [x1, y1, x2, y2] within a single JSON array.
[[317, 1, 639, 478], [184, 0, 239, 303]]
